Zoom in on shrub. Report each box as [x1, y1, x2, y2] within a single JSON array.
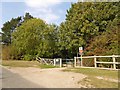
[[2, 45, 11, 60], [23, 54, 33, 61]]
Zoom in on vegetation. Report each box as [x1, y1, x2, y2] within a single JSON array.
[[39, 64, 58, 69], [2, 60, 40, 67], [1, 13, 33, 45], [11, 18, 59, 60], [1, 2, 119, 88], [1, 2, 119, 61], [1, 16, 22, 45], [59, 2, 119, 58], [2, 60, 57, 68], [86, 18, 119, 56], [63, 68, 118, 79], [78, 76, 118, 88], [63, 68, 118, 88]]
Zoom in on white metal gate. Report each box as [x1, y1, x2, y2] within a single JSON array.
[[36, 57, 62, 67]]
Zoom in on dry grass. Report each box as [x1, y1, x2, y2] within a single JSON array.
[[78, 76, 118, 88], [63, 68, 118, 79], [63, 68, 118, 88], [2, 60, 58, 68], [2, 60, 39, 67]]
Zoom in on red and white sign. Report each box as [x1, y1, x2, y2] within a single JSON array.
[[79, 47, 83, 54]]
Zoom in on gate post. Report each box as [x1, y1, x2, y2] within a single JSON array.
[[94, 55, 97, 68], [60, 58, 62, 68], [112, 55, 116, 70], [54, 59, 56, 66], [81, 55, 83, 67], [74, 57, 77, 67]]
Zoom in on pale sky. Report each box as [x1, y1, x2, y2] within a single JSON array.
[[1, 0, 78, 31]]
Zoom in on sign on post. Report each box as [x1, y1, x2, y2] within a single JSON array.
[[79, 47, 83, 55], [79, 47, 83, 67]]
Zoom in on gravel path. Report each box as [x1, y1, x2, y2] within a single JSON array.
[[3, 67, 87, 88], [2, 67, 44, 88]]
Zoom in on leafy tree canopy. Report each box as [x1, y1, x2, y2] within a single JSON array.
[[1, 12, 33, 45], [12, 18, 59, 60], [58, 2, 119, 58]]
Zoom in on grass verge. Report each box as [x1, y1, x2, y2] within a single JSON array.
[[63, 67, 118, 88], [2, 60, 40, 67], [78, 76, 118, 88], [39, 64, 58, 69], [63, 68, 118, 79], [2, 60, 58, 68]]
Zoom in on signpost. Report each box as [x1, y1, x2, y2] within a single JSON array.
[[79, 47, 83, 55], [79, 47, 83, 66]]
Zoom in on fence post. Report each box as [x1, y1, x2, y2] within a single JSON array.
[[74, 57, 77, 67], [54, 59, 56, 66], [94, 55, 97, 68], [60, 58, 62, 68], [112, 55, 116, 70], [81, 55, 83, 67]]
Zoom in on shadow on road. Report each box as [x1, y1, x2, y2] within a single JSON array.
[[2, 67, 44, 88]]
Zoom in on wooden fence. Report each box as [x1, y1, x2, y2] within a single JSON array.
[[36, 55, 120, 69], [74, 55, 120, 70], [36, 57, 62, 67], [36, 57, 74, 67]]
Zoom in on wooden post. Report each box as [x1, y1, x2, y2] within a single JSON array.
[[94, 55, 97, 68], [53, 59, 56, 66], [112, 55, 116, 69], [81, 55, 83, 67], [60, 58, 62, 68], [74, 57, 77, 67]]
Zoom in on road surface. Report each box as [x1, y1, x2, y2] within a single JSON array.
[[1, 66, 87, 88], [1, 67, 43, 88]]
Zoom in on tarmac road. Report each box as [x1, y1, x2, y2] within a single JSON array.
[[1, 67, 44, 88]]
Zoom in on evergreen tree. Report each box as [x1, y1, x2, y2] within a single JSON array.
[[24, 12, 33, 21], [1, 13, 34, 45], [2, 17, 22, 45]]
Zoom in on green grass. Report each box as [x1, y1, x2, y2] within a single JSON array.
[[78, 76, 118, 88], [63, 68, 118, 79], [2, 60, 58, 68], [63, 67, 118, 88], [2, 60, 40, 67], [39, 64, 58, 69]]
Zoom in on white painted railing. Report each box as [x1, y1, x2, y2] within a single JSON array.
[[74, 55, 120, 70], [36, 57, 62, 67]]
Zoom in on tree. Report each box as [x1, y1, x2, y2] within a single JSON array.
[[58, 22, 85, 58], [1, 12, 34, 45], [2, 17, 22, 45], [46, 24, 59, 58], [24, 12, 34, 21], [85, 18, 119, 56], [58, 2, 119, 58], [12, 18, 59, 60], [35, 24, 59, 58], [12, 18, 46, 59]]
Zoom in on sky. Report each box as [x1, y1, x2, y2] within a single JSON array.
[[1, 0, 78, 31]]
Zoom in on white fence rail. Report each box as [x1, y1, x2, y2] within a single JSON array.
[[36, 57, 62, 67], [74, 55, 120, 70]]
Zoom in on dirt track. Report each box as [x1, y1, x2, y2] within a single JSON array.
[[4, 67, 87, 88]]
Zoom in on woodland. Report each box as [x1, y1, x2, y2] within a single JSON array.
[[1, 2, 120, 60]]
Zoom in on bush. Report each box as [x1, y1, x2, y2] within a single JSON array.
[[10, 46, 22, 60], [2, 45, 23, 60], [23, 54, 34, 61], [82, 58, 94, 67], [2, 45, 11, 60]]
